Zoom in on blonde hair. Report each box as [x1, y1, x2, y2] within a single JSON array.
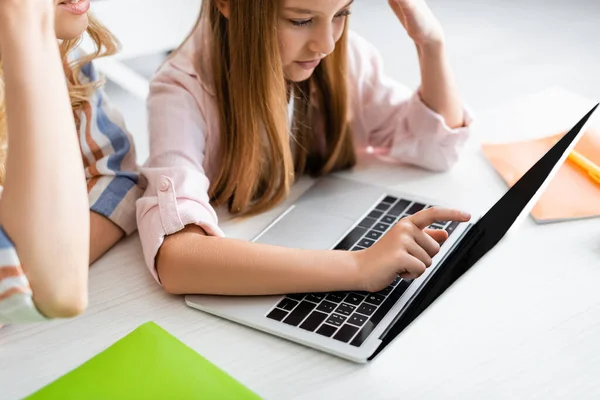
[[0, 14, 120, 183], [195, 0, 356, 216]]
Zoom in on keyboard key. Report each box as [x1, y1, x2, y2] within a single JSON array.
[[358, 238, 375, 248], [283, 301, 316, 326], [326, 314, 347, 327], [345, 293, 365, 306], [357, 303, 376, 316], [351, 279, 413, 347], [286, 294, 305, 301], [299, 311, 328, 332], [366, 230, 383, 240], [336, 303, 357, 316], [381, 215, 397, 224], [305, 293, 325, 303], [376, 286, 393, 297], [373, 223, 390, 232], [432, 222, 448, 229], [267, 308, 288, 322], [334, 226, 367, 251], [333, 324, 360, 343], [365, 294, 385, 306], [390, 277, 401, 286], [375, 202, 391, 212], [351, 245, 365, 251], [358, 217, 377, 229], [388, 200, 411, 217], [368, 210, 383, 219], [317, 300, 337, 313], [316, 324, 337, 337], [446, 221, 460, 236], [326, 293, 345, 303], [348, 313, 368, 327], [277, 298, 299, 311], [407, 202, 426, 214], [382, 196, 398, 204]]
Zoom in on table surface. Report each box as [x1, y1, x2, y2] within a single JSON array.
[[2, 87, 600, 400]]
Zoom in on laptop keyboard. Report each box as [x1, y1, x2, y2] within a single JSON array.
[[266, 195, 460, 347]]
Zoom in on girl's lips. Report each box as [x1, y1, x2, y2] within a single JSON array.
[[58, 0, 90, 15], [295, 59, 322, 70]]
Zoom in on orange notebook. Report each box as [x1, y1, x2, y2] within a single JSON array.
[[482, 128, 600, 223]]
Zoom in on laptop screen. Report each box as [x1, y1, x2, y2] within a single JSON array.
[[369, 103, 599, 360]]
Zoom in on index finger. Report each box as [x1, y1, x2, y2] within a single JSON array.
[[407, 207, 471, 230]]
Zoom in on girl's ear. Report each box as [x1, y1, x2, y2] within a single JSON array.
[[214, 0, 231, 19]]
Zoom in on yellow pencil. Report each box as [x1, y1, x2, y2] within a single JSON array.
[[568, 150, 600, 186]]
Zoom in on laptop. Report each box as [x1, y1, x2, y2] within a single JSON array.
[[186, 104, 598, 363]]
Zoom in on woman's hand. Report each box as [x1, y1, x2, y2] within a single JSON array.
[[388, 0, 445, 47], [353, 207, 471, 293]]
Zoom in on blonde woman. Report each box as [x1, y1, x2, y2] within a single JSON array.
[[0, 0, 141, 324], [137, 0, 473, 296]]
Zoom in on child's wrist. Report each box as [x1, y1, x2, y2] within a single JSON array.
[[0, 6, 55, 47], [344, 249, 366, 291]]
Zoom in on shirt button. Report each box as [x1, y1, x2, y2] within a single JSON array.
[[159, 178, 170, 192]]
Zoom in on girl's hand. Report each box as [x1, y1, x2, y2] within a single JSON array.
[[354, 207, 471, 292], [388, 0, 445, 47]]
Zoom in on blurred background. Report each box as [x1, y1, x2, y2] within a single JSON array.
[[87, 0, 600, 164]]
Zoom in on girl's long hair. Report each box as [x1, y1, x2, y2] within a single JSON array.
[[0, 14, 119, 183], [195, 0, 356, 216]]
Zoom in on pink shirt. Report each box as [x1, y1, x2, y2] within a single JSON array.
[[136, 28, 473, 282]]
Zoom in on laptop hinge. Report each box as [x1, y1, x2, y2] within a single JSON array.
[[368, 223, 482, 361]]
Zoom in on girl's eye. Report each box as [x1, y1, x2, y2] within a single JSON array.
[[290, 19, 313, 27], [335, 9, 352, 19], [289, 9, 351, 27]]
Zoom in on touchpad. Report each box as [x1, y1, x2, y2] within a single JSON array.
[[253, 206, 356, 250]]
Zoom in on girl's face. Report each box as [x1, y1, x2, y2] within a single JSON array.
[[277, 0, 353, 82], [54, 0, 91, 40]]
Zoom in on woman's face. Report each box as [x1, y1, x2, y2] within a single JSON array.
[[277, 0, 353, 82], [54, 0, 91, 40]]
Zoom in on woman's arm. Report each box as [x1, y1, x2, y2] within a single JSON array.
[[389, 0, 465, 128], [416, 42, 464, 129], [80, 63, 143, 264], [0, 2, 89, 317], [157, 225, 360, 295], [89, 212, 124, 264], [156, 208, 469, 296]]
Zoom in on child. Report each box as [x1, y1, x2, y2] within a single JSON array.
[[0, 0, 141, 324], [137, 0, 473, 296]]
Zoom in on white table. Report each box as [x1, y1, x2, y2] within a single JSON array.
[[2, 87, 600, 400]]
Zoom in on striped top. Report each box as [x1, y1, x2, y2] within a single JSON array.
[[0, 61, 142, 325]]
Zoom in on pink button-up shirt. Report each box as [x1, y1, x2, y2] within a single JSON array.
[[136, 28, 473, 282]]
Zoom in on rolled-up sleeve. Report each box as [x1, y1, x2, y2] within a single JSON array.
[[136, 64, 224, 283], [79, 62, 143, 235], [0, 226, 47, 324], [348, 32, 474, 172]]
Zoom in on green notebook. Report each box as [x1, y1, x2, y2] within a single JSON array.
[[26, 322, 262, 400]]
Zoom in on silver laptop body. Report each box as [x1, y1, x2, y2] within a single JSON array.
[[186, 176, 472, 363]]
